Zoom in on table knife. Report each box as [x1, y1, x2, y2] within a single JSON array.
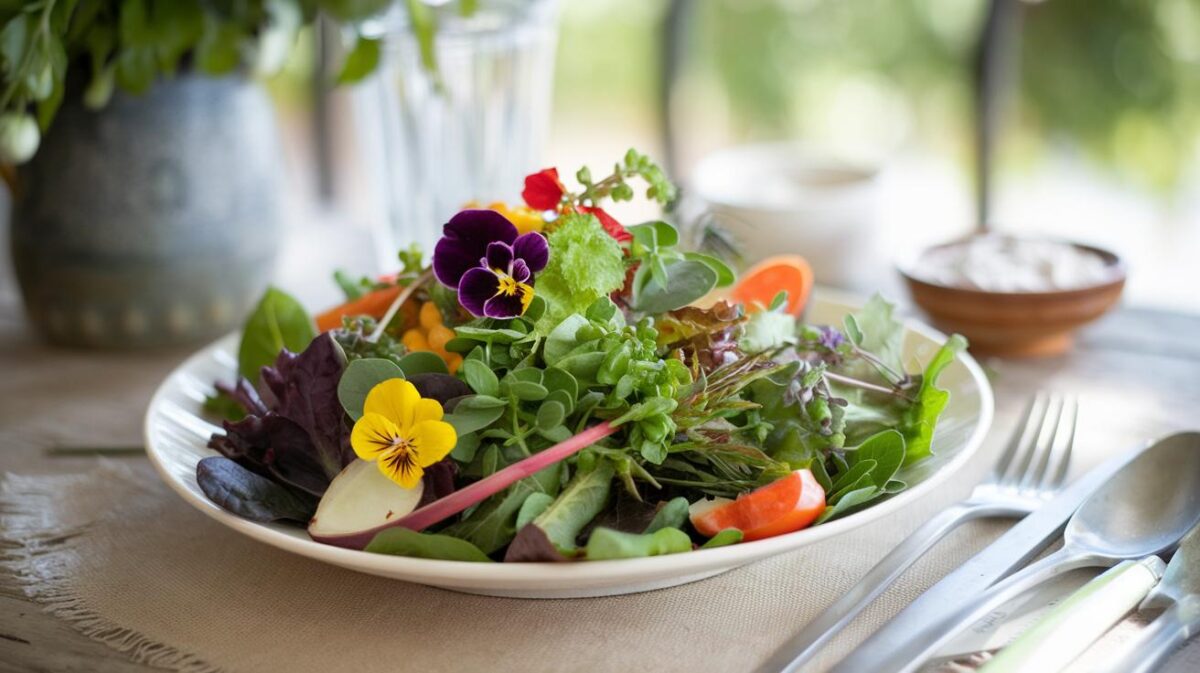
[[826, 438, 1152, 673]]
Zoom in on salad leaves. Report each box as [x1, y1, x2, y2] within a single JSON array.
[[198, 149, 971, 565], [208, 333, 354, 498], [238, 287, 316, 380]]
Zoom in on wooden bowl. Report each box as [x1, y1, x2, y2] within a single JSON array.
[[900, 239, 1126, 357]]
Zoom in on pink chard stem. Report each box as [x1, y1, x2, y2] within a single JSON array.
[[394, 421, 618, 532]]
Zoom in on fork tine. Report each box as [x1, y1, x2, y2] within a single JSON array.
[[990, 394, 1039, 481], [1019, 393, 1063, 492], [996, 392, 1050, 486], [1041, 395, 1077, 491]]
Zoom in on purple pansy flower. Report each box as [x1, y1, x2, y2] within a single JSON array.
[[432, 209, 550, 319]]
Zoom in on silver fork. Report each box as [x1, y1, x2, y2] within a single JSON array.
[[758, 392, 1078, 673]]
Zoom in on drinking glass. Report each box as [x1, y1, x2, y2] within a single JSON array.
[[355, 0, 560, 268]]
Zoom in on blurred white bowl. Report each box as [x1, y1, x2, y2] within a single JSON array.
[[689, 143, 882, 289]]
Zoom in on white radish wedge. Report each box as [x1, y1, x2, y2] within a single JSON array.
[[308, 459, 423, 549]]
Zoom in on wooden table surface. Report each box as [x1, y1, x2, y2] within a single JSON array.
[[1, 293, 1198, 672]]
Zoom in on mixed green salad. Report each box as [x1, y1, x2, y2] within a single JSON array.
[[199, 150, 966, 563]]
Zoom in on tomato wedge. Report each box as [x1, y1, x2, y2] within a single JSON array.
[[689, 469, 826, 541], [729, 255, 814, 316]]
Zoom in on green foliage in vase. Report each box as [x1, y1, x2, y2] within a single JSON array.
[[0, 0, 477, 164]]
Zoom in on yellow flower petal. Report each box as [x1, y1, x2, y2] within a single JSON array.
[[487, 201, 543, 234], [351, 412, 402, 461], [411, 397, 444, 424], [408, 420, 457, 468], [377, 446, 423, 489], [363, 378, 421, 429]]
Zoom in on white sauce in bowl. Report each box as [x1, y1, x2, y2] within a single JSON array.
[[914, 236, 1116, 292]]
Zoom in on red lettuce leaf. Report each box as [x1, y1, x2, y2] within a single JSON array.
[[196, 456, 317, 523], [207, 333, 354, 498], [504, 525, 571, 562]]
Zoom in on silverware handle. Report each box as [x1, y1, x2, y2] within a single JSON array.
[[758, 501, 1005, 673], [892, 547, 1108, 673], [1105, 595, 1200, 673]]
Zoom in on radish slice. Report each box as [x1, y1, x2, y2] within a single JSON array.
[[393, 421, 617, 532], [308, 460, 424, 549]]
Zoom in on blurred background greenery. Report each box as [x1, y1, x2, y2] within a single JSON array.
[[544, 0, 1199, 310], [553, 0, 1199, 192]]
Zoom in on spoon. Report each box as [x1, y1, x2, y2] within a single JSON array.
[[1100, 521, 1200, 673], [893, 431, 1200, 673]]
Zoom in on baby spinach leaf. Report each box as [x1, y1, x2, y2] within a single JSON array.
[[365, 528, 493, 562], [849, 429, 905, 488], [700, 529, 744, 549], [630, 259, 719, 314], [507, 380, 548, 401], [513, 463, 614, 555], [544, 314, 589, 365], [830, 472, 877, 505], [536, 400, 566, 430], [643, 497, 690, 534], [556, 351, 605, 381], [196, 456, 316, 523], [683, 251, 735, 287], [816, 486, 880, 524], [543, 367, 578, 398], [627, 220, 678, 248], [398, 351, 449, 376], [237, 287, 315, 380], [337, 358, 403, 420], [453, 326, 526, 344], [842, 314, 864, 346], [441, 464, 561, 554], [829, 458, 876, 495], [516, 492, 554, 530], [450, 432, 480, 462], [810, 456, 834, 493], [460, 358, 500, 397], [584, 526, 692, 561], [443, 395, 506, 435]]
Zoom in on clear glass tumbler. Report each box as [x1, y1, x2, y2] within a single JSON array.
[[355, 0, 560, 268]]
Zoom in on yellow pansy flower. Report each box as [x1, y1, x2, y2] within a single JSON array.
[[350, 379, 457, 489], [485, 201, 545, 234]]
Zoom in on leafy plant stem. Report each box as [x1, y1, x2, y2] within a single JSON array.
[[1, 0, 56, 110], [394, 421, 617, 532], [852, 345, 911, 389], [368, 269, 432, 343], [825, 371, 914, 401]]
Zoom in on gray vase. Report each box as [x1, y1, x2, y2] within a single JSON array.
[[10, 74, 282, 348]]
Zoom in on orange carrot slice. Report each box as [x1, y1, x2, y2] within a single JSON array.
[[315, 285, 402, 332], [730, 255, 814, 315]]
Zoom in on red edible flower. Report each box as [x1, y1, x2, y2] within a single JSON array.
[[522, 168, 566, 211], [578, 205, 632, 243]]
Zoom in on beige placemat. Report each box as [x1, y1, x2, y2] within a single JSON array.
[[1, 459, 1008, 673]]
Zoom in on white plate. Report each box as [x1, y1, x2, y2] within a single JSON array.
[[145, 292, 993, 599]]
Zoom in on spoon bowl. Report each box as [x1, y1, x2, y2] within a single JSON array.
[[1067, 432, 1200, 558]]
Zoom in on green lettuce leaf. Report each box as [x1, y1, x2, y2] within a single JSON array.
[[900, 334, 968, 463], [535, 213, 626, 334]]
